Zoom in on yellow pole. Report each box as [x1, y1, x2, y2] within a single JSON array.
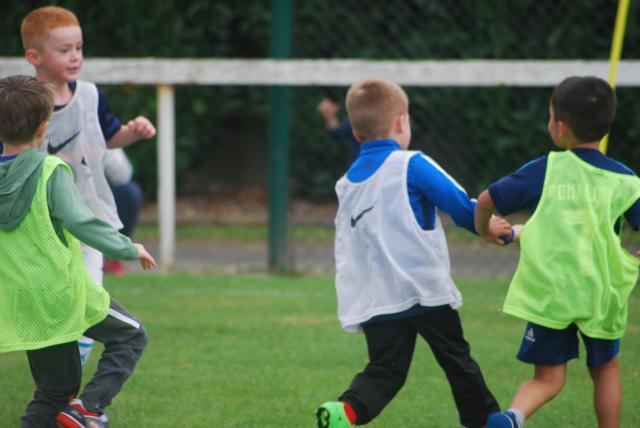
[[600, 0, 630, 154]]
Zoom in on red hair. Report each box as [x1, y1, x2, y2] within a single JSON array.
[[21, 6, 80, 51]]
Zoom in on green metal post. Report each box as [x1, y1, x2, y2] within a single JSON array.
[[268, 0, 292, 271]]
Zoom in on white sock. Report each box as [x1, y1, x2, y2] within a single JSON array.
[[507, 408, 525, 427]]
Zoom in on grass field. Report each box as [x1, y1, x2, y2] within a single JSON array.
[[1, 274, 639, 427]]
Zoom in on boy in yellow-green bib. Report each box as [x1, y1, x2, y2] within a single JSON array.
[[0, 75, 156, 428], [475, 76, 640, 428]]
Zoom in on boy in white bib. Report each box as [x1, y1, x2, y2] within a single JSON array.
[[316, 78, 512, 428], [22, 6, 156, 365]]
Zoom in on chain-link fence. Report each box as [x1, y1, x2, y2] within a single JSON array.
[[286, 1, 640, 277], [1, 0, 639, 276], [290, 1, 640, 199]]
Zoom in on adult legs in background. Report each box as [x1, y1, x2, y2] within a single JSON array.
[[111, 181, 143, 238]]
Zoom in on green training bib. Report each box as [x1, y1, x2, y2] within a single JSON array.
[[0, 156, 109, 353], [505, 151, 640, 339]]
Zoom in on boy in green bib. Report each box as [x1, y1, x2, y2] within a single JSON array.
[[475, 76, 640, 428], [0, 75, 156, 428]]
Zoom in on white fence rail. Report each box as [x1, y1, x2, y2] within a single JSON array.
[[2, 57, 640, 271], [3, 58, 640, 86]]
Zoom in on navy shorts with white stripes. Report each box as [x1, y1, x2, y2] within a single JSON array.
[[516, 322, 619, 368]]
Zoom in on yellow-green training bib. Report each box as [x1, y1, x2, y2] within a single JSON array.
[[505, 151, 640, 339], [0, 156, 110, 353]]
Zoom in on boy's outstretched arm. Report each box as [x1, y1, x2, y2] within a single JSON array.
[[409, 154, 512, 239], [317, 98, 340, 130], [47, 166, 156, 270], [106, 116, 156, 148]]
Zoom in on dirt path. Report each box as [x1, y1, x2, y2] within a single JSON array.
[[125, 238, 520, 278], [126, 199, 521, 278]]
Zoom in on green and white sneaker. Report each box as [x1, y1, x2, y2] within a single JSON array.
[[316, 402, 353, 428]]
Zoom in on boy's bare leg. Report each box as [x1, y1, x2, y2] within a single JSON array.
[[589, 357, 620, 428], [510, 363, 567, 418]]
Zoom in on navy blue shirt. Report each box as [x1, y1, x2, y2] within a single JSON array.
[[348, 139, 476, 324], [489, 148, 640, 229], [329, 120, 360, 162]]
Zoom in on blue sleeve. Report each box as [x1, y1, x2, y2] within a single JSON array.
[[408, 153, 477, 233], [97, 87, 122, 142], [488, 156, 547, 216], [330, 120, 360, 160]]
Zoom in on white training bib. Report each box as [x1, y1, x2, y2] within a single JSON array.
[[334, 150, 462, 332], [42, 80, 122, 229]]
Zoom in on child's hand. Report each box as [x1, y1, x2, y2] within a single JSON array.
[[126, 116, 156, 140], [134, 243, 157, 270], [317, 99, 340, 129], [317, 98, 339, 118], [486, 215, 513, 246]]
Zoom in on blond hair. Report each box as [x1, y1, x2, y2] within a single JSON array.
[[346, 78, 409, 143], [21, 6, 80, 51], [0, 75, 54, 145]]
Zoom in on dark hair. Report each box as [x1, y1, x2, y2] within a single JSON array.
[[0, 75, 53, 145], [550, 76, 616, 142]]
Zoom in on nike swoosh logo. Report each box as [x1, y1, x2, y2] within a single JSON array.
[[47, 130, 80, 154], [350, 203, 376, 228]]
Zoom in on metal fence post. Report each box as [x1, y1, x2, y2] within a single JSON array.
[[157, 84, 176, 272], [268, 0, 292, 272]]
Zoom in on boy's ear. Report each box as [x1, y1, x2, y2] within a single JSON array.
[[394, 114, 408, 133], [25, 48, 41, 66], [351, 130, 364, 143], [557, 120, 569, 138], [35, 120, 49, 140]]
